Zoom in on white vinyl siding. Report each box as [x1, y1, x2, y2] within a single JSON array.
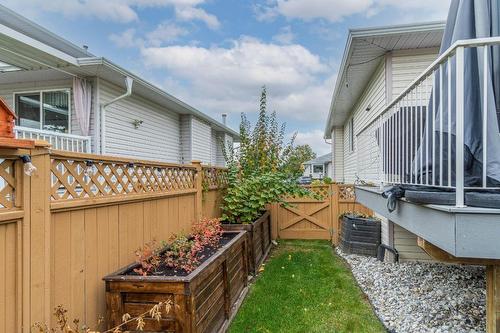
[[343, 60, 386, 183], [191, 117, 211, 164], [210, 129, 226, 166], [180, 115, 192, 163], [100, 80, 181, 163]]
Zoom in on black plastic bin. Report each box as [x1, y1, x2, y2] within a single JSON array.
[[340, 215, 381, 257]]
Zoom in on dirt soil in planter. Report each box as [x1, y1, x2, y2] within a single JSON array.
[[126, 233, 236, 277]]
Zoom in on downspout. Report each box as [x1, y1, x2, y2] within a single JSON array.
[[100, 76, 133, 154]]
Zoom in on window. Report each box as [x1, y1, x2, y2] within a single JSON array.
[[15, 90, 70, 132], [313, 164, 324, 173], [349, 118, 354, 152]]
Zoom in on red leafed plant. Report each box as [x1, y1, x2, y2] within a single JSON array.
[[192, 217, 223, 247], [133, 218, 223, 276], [134, 240, 160, 276]]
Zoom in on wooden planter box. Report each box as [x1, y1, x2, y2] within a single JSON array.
[[340, 215, 381, 257], [103, 231, 248, 333], [222, 211, 271, 275]]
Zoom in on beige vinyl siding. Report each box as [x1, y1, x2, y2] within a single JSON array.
[[343, 60, 386, 184], [332, 127, 344, 182], [392, 48, 439, 99], [191, 117, 211, 164], [100, 80, 181, 163], [393, 224, 433, 262], [180, 115, 192, 164]]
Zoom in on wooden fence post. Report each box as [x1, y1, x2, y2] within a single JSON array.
[[192, 160, 203, 221], [487, 265, 500, 333], [27, 142, 52, 325], [331, 184, 340, 245]]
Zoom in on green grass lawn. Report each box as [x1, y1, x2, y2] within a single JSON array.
[[229, 240, 385, 333]]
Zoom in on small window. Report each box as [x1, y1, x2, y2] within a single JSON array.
[[313, 165, 324, 173], [15, 90, 70, 133], [349, 118, 354, 152]]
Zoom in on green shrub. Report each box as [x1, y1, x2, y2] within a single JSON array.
[[221, 86, 316, 224]]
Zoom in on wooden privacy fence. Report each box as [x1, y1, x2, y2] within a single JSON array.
[[270, 184, 372, 244], [0, 142, 227, 332]]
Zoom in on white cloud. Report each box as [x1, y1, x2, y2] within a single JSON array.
[[273, 26, 295, 44], [110, 22, 189, 48], [146, 22, 189, 46], [293, 129, 331, 155], [174, 6, 220, 29], [263, 0, 374, 22], [141, 37, 331, 121], [1, 0, 219, 27], [109, 28, 142, 48], [259, 0, 451, 22]]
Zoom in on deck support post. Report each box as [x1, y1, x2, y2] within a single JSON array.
[[487, 265, 500, 333]]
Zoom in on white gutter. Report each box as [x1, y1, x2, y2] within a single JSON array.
[[100, 76, 133, 154], [78, 57, 240, 140]]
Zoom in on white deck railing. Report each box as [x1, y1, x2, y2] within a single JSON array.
[[15, 126, 92, 153], [359, 37, 500, 207]]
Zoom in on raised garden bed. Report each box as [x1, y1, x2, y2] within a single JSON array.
[[340, 214, 381, 257], [222, 211, 271, 275], [103, 231, 248, 333]]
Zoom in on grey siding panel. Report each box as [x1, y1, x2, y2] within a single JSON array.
[[191, 117, 211, 164], [100, 80, 181, 163]]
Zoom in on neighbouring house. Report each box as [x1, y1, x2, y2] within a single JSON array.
[[302, 153, 332, 180], [325, 21, 446, 261], [0, 5, 238, 166]]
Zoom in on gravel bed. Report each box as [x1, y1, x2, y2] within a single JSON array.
[[336, 247, 486, 333]]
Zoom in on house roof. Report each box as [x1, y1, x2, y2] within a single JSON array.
[[303, 153, 332, 166], [324, 21, 445, 139], [0, 5, 240, 140]]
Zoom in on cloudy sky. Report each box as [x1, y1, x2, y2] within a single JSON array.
[[1, 0, 451, 155]]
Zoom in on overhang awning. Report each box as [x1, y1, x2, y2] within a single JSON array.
[[0, 23, 78, 72], [325, 22, 445, 138]]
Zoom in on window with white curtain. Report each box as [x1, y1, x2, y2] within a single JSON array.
[[15, 90, 70, 133]]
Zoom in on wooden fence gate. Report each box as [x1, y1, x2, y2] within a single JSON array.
[[270, 184, 372, 244]]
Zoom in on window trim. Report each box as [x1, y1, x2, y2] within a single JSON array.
[[13, 88, 72, 133], [312, 164, 324, 174]]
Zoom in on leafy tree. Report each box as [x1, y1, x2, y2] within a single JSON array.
[[221, 86, 316, 224], [285, 144, 317, 176]]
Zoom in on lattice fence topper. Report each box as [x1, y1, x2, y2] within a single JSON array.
[[202, 167, 228, 189], [50, 158, 196, 201], [0, 159, 16, 209], [305, 185, 330, 200], [338, 185, 355, 201]]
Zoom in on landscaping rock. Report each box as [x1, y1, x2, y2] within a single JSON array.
[[336, 247, 486, 333]]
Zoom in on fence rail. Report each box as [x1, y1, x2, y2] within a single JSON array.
[[0, 144, 227, 331], [359, 37, 500, 207]]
